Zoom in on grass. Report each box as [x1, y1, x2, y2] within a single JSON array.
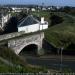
[[0, 47, 26, 65], [0, 46, 48, 73], [44, 12, 75, 48], [0, 60, 47, 73]]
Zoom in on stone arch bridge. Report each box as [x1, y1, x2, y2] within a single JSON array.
[[0, 32, 44, 55]]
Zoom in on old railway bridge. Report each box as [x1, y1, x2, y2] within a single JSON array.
[[0, 31, 44, 55]]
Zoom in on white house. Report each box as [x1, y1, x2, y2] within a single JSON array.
[[17, 15, 48, 33], [12, 7, 22, 13]]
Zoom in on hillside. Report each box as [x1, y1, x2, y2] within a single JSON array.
[[45, 12, 75, 49]]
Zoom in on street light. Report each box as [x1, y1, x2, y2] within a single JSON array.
[[60, 47, 64, 72]]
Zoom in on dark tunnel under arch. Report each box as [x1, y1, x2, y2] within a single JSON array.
[[19, 44, 38, 56]]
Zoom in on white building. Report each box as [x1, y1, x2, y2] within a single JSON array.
[[42, 7, 47, 11], [31, 8, 36, 12], [11, 7, 29, 13], [12, 7, 22, 13], [0, 14, 11, 29], [18, 15, 48, 33]]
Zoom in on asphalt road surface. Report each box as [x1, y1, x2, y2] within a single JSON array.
[[20, 53, 75, 72]]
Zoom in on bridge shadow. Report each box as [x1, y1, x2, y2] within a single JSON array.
[[19, 44, 38, 56], [63, 43, 75, 56]]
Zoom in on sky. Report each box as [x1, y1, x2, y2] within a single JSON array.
[[0, 0, 75, 6]]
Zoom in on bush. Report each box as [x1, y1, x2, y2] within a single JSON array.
[[50, 15, 64, 26]]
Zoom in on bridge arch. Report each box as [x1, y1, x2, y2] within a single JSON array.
[[19, 44, 38, 55], [8, 32, 44, 55], [17, 42, 40, 55]]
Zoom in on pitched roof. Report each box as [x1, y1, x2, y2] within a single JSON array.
[[18, 15, 40, 27]]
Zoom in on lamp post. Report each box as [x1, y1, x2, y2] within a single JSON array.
[[60, 47, 64, 72]]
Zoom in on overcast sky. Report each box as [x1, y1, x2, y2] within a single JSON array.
[[0, 0, 75, 6]]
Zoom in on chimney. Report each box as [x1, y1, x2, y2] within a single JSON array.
[[41, 17, 44, 24]]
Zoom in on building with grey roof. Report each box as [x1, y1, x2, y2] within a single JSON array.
[[17, 15, 48, 33]]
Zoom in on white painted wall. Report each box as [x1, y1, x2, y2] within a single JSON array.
[[18, 20, 48, 33], [31, 8, 36, 12], [40, 24, 48, 30], [18, 23, 40, 33], [18, 22, 48, 33]]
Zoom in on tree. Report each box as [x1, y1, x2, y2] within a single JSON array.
[[3, 17, 18, 33], [63, 6, 71, 13], [50, 15, 64, 26]]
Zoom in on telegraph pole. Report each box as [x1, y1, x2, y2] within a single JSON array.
[[60, 47, 64, 72]]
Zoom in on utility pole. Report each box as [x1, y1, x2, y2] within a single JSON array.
[[60, 47, 64, 72]]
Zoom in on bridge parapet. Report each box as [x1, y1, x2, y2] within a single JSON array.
[[0, 31, 44, 42], [0, 31, 26, 42]]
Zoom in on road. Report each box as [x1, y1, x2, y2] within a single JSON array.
[[20, 53, 75, 72]]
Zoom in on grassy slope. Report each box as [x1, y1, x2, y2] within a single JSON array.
[[45, 12, 75, 48]]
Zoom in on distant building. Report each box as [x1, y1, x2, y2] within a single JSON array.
[[31, 8, 36, 12], [0, 13, 11, 29], [12, 7, 22, 13], [47, 7, 51, 10], [42, 7, 47, 11], [17, 15, 48, 33], [47, 6, 56, 10], [56, 6, 61, 9], [11, 7, 29, 13]]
